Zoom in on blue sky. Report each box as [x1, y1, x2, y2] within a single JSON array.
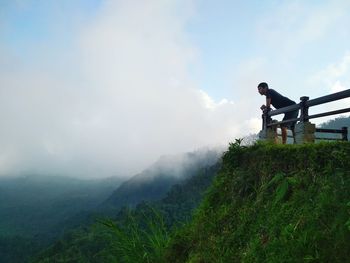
[[1, 0, 350, 177], [186, 1, 262, 99], [2, 0, 350, 99]]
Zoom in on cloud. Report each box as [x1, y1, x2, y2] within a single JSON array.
[[256, 1, 349, 59], [0, 0, 249, 178], [306, 51, 350, 123], [309, 51, 350, 91]]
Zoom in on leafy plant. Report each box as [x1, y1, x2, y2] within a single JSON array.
[[100, 207, 170, 263]]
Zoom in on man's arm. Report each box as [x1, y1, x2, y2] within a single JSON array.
[[260, 98, 272, 110], [266, 97, 271, 108]]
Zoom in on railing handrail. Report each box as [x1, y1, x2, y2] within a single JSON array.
[[316, 127, 348, 141], [266, 89, 350, 119], [306, 107, 350, 120], [267, 117, 300, 127], [306, 89, 350, 107], [268, 104, 300, 117], [316, 128, 345, 134]]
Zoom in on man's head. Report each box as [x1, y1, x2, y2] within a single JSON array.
[[258, 82, 268, 95]]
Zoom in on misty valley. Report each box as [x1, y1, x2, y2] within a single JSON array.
[[0, 148, 222, 262], [1, 117, 349, 262]]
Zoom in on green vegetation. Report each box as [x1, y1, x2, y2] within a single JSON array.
[[316, 116, 350, 141], [0, 175, 122, 237], [100, 208, 170, 263], [3, 137, 350, 262], [102, 149, 221, 211], [0, 175, 122, 263], [165, 141, 350, 262], [32, 165, 219, 262], [320, 116, 350, 129], [1, 149, 221, 263]]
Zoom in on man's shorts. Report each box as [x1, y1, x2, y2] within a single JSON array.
[[282, 109, 299, 130]]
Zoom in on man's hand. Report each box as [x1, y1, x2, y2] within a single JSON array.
[[260, 104, 267, 110]]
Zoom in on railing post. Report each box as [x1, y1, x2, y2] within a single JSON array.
[[261, 112, 266, 130], [341, 126, 348, 141], [259, 108, 275, 141], [295, 96, 315, 144], [299, 96, 309, 122], [259, 109, 268, 140], [262, 108, 270, 130]]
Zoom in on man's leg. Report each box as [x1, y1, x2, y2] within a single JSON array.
[[273, 124, 278, 143], [289, 110, 298, 144], [291, 126, 296, 144], [281, 126, 287, 144]]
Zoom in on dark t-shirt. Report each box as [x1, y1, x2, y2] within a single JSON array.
[[266, 89, 296, 109]]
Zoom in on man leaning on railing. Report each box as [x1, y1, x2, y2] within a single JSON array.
[[257, 82, 299, 144]]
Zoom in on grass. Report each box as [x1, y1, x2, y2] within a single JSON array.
[[100, 206, 170, 263], [164, 141, 350, 262]]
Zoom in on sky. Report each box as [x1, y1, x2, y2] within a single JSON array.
[[0, 0, 350, 178]]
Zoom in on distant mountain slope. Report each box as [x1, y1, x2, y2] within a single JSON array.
[[316, 116, 350, 140], [0, 175, 123, 263], [101, 148, 223, 211], [0, 148, 223, 263], [33, 162, 221, 263], [53, 149, 224, 236], [0, 175, 123, 238], [320, 115, 350, 129], [151, 162, 221, 226]]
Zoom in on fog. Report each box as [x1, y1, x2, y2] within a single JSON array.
[[0, 1, 261, 178]]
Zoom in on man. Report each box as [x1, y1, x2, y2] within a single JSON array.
[[258, 82, 298, 144]]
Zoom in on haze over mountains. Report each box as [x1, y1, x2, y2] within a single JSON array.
[[0, 175, 122, 238], [0, 147, 223, 262], [103, 148, 222, 210], [1, 116, 349, 262]]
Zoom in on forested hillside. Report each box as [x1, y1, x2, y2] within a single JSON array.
[[32, 164, 220, 262], [0, 175, 123, 263], [0, 175, 122, 237], [316, 116, 350, 140], [102, 149, 222, 212], [0, 148, 222, 263], [320, 116, 350, 129]]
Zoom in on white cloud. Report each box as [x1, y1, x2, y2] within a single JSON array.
[[309, 51, 350, 91], [256, 1, 350, 63], [197, 89, 234, 110], [0, 1, 247, 178], [10, 0, 349, 178], [307, 51, 350, 124], [331, 81, 347, 93], [328, 52, 350, 81], [245, 117, 261, 134]]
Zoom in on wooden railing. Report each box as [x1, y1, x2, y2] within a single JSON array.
[[261, 89, 350, 142], [315, 127, 348, 142]]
